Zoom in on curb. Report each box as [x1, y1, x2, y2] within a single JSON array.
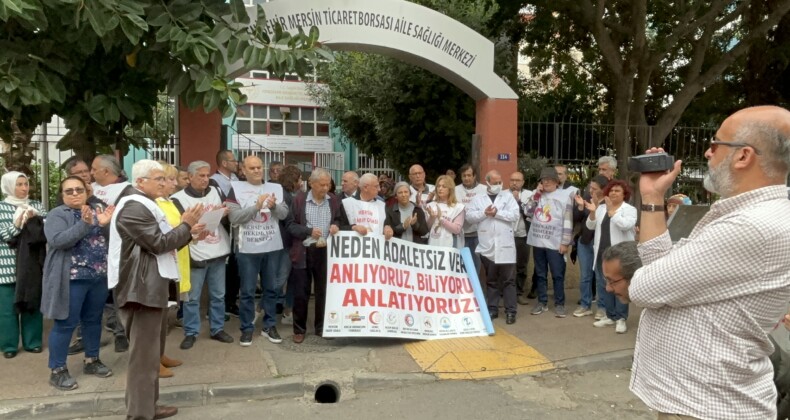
[[0, 372, 437, 419], [553, 349, 634, 373]]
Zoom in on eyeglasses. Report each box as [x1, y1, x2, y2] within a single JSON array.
[[63, 187, 86, 195], [142, 176, 166, 183], [709, 137, 761, 155], [604, 276, 627, 286]]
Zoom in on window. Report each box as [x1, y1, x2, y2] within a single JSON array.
[[235, 105, 329, 137]]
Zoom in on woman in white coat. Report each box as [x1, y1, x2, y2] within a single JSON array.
[[425, 175, 465, 249], [583, 179, 637, 333]]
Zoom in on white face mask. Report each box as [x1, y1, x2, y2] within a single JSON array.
[[487, 182, 502, 195]]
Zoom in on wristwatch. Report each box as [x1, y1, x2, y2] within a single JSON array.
[[640, 203, 665, 212]]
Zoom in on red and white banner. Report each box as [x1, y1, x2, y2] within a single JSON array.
[[323, 231, 493, 339]]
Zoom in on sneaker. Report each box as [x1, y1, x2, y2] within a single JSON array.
[[593, 317, 615, 328], [240, 331, 253, 347], [530, 303, 548, 315], [104, 321, 116, 333], [573, 306, 593, 317], [262, 326, 283, 344], [594, 309, 606, 320], [180, 335, 197, 350], [281, 313, 293, 325], [615, 319, 627, 334], [114, 335, 129, 353], [211, 331, 234, 343], [83, 358, 113, 378], [68, 339, 84, 355], [174, 318, 183, 328], [50, 367, 78, 390], [554, 305, 567, 318]]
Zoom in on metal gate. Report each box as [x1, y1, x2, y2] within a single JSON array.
[[313, 152, 345, 185]]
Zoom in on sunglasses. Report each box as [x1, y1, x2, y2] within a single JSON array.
[[63, 187, 86, 196]]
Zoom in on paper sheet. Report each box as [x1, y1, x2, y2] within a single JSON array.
[[198, 208, 225, 232]]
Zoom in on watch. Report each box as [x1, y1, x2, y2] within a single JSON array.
[[640, 203, 665, 212]]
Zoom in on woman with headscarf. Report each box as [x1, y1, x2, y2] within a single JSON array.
[[42, 176, 115, 389], [0, 171, 47, 359], [384, 182, 429, 244]]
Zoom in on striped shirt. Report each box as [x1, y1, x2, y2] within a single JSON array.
[[305, 191, 332, 239], [0, 201, 46, 284], [630, 185, 790, 420]]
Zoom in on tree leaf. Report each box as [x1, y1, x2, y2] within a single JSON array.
[[210, 79, 225, 91], [120, 15, 143, 44], [193, 45, 209, 66], [116, 98, 136, 120], [230, 0, 248, 25], [194, 74, 212, 92]]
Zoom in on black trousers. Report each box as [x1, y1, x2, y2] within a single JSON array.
[[481, 256, 517, 315], [514, 236, 529, 295], [292, 247, 328, 335], [225, 254, 240, 310]]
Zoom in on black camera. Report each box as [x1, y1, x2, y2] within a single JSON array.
[[627, 153, 675, 173]]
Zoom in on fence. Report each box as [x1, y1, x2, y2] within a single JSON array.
[[518, 119, 717, 203]]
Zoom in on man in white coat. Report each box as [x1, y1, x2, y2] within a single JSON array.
[[466, 170, 520, 324]]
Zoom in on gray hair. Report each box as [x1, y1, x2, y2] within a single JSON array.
[[735, 121, 790, 178], [602, 241, 642, 282], [64, 157, 87, 175], [131, 159, 163, 188], [343, 171, 359, 181], [187, 160, 211, 176], [484, 170, 501, 183], [309, 167, 332, 182], [359, 173, 378, 187], [393, 181, 410, 194], [94, 154, 124, 176], [598, 156, 618, 169]]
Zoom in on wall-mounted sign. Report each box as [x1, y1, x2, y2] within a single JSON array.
[[497, 153, 510, 161]]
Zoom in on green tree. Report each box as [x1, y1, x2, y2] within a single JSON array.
[[0, 0, 332, 176], [310, 0, 517, 179], [522, 0, 790, 173]]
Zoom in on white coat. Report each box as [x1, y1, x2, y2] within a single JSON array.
[[586, 202, 638, 267], [465, 190, 520, 264]]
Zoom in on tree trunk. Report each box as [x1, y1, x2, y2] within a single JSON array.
[[611, 84, 633, 179]]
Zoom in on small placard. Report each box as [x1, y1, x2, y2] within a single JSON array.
[[497, 153, 510, 161]]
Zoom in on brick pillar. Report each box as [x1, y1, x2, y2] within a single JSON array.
[[178, 100, 222, 171], [475, 99, 518, 177]]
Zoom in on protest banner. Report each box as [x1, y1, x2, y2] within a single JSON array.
[[323, 231, 495, 339]]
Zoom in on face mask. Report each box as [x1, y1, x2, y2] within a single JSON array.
[[487, 182, 502, 195]]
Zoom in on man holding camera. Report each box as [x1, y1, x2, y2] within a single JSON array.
[[629, 106, 790, 419]]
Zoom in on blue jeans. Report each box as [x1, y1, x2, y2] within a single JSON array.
[[576, 241, 595, 309], [48, 277, 108, 369], [595, 260, 628, 320], [533, 247, 566, 306], [237, 249, 288, 332], [183, 259, 227, 337], [464, 236, 481, 273]]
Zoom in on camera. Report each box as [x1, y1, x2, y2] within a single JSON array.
[[627, 153, 675, 173]]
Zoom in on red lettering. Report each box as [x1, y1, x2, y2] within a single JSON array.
[[342, 289, 358, 306]]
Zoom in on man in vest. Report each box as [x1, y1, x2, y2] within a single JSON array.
[[466, 170, 520, 324], [335, 173, 386, 235], [527, 167, 575, 318], [171, 161, 234, 350], [227, 156, 289, 346], [209, 150, 241, 317], [455, 163, 488, 272], [286, 168, 341, 342]]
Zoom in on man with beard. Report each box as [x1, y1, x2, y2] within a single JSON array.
[[630, 106, 790, 419]]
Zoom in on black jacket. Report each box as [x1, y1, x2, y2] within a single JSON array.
[[9, 216, 47, 312]]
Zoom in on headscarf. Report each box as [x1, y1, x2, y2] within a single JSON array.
[[2, 171, 29, 207]]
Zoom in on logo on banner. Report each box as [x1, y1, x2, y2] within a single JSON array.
[[345, 311, 365, 323], [328, 311, 340, 325], [369, 311, 381, 325], [462, 316, 473, 328], [440, 317, 451, 329], [423, 317, 433, 329], [404, 314, 415, 327], [387, 312, 398, 325]]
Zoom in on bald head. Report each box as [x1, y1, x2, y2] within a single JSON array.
[[409, 164, 426, 188], [242, 156, 264, 184]]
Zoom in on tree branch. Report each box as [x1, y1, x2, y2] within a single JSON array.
[[578, 0, 624, 79]]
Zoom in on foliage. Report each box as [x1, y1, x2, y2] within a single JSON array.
[[522, 0, 790, 174], [0, 0, 332, 162], [309, 0, 519, 179]]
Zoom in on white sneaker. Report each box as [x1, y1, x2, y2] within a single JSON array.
[[593, 317, 615, 328], [573, 306, 593, 317], [281, 313, 293, 325], [615, 319, 627, 334], [594, 309, 605, 320]]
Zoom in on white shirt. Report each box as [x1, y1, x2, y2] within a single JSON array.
[[465, 191, 519, 263], [455, 183, 488, 236], [630, 185, 790, 420]]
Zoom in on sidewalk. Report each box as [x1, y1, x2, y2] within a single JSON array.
[[0, 288, 638, 418]]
